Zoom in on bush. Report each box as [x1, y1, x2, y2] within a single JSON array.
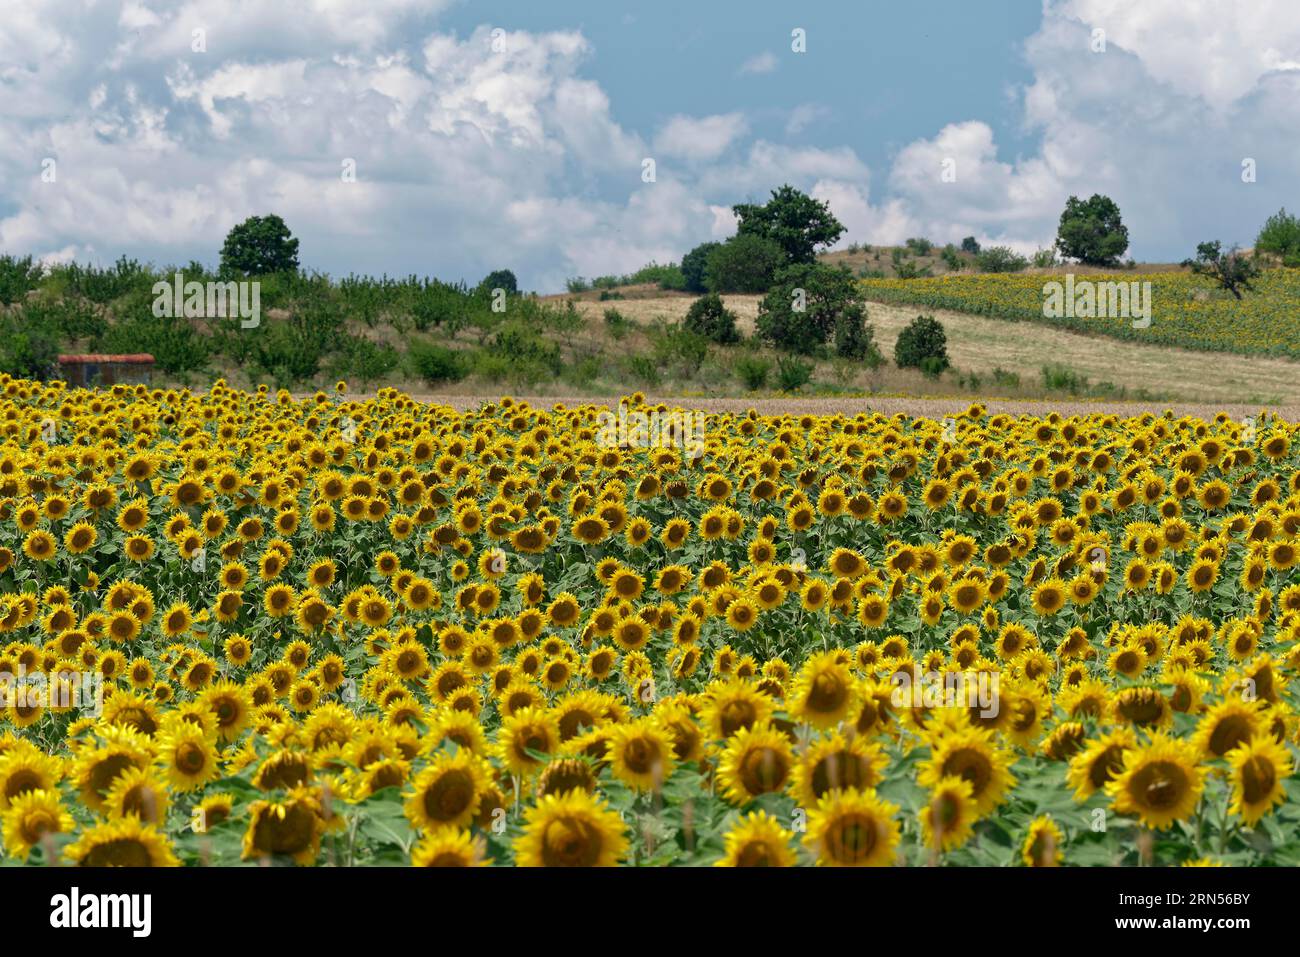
[[1031, 247, 1058, 268], [650, 322, 710, 377], [919, 356, 947, 378], [756, 263, 867, 354], [0, 254, 44, 305], [487, 321, 562, 377], [940, 245, 964, 272], [101, 309, 211, 376], [976, 246, 1030, 273], [705, 234, 785, 293], [1041, 363, 1087, 394], [1055, 194, 1129, 267], [683, 293, 739, 344], [329, 335, 398, 390], [622, 353, 661, 386], [905, 237, 934, 256], [1255, 208, 1300, 261], [894, 315, 949, 371], [832, 303, 879, 362], [408, 341, 467, 384], [775, 355, 813, 392], [220, 214, 300, 277], [0, 312, 58, 379], [565, 277, 590, 293], [961, 236, 981, 255], [680, 242, 720, 294], [603, 308, 632, 339], [733, 355, 771, 391]]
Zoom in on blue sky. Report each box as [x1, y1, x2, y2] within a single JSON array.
[[1, 0, 1298, 291]]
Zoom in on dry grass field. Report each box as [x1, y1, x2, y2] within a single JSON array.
[[551, 289, 1300, 408]]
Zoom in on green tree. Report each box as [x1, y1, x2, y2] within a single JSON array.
[[894, 314, 949, 371], [1182, 241, 1260, 300], [705, 234, 785, 293], [680, 241, 720, 293], [732, 185, 844, 264], [683, 292, 739, 344], [220, 214, 301, 277], [1255, 208, 1300, 261], [480, 269, 518, 295], [1055, 194, 1129, 267], [756, 263, 869, 354]]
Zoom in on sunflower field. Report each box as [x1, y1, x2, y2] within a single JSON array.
[[861, 268, 1300, 358], [2, 377, 1300, 867]]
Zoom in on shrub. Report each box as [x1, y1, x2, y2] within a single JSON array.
[[603, 308, 632, 339], [101, 309, 211, 376], [894, 314, 949, 371], [733, 355, 771, 391], [488, 321, 562, 374], [832, 303, 880, 362], [650, 322, 710, 376], [220, 214, 300, 277], [0, 254, 44, 305], [408, 341, 467, 384], [919, 356, 947, 378], [1031, 247, 1058, 268], [775, 355, 813, 392], [940, 245, 964, 272], [905, 237, 934, 256], [705, 234, 785, 293], [756, 263, 867, 354], [622, 353, 661, 386], [894, 259, 933, 279], [1055, 194, 1129, 267], [976, 246, 1030, 273], [961, 236, 982, 255], [680, 242, 721, 293], [1041, 363, 1087, 394], [0, 312, 58, 379], [565, 277, 590, 293], [329, 335, 398, 390], [1255, 208, 1300, 261], [683, 293, 739, 344]]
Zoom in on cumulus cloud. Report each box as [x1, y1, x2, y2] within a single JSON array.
[[654, 113, 747, 162], [0, 0, 1295, 288]]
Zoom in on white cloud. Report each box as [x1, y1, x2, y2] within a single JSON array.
[[738, 51, 777, 75], [654, 113, 747, 162]]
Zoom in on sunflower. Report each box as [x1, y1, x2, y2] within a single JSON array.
[[1106, 732, 1205, 831], [242, 788, 326, 865], [497, 707, 560, 777], [789, 732, 886, 809], [787, 651, 859, 729], [102, 765, 170, 825], [918, 726, 1017, 817], [1226, 734, 1292, 825], [65, 816, 179, 867], [916, 775, 977, 853], [1, 788, 74, 860], [404, 750, 492, 831], [715, 810, 798, 867], [804, 788, 900, 867], [1192, 698, 1263, 759], [513, 789, 629, 867], [717, 722, 793, 805], [607, 718, 676, 792], [411, 828, 490, 866], [155, 722, 219, 792], [1022, 815, 1063, 867], [701, 678, 774, 740]]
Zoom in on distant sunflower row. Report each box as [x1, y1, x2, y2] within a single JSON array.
[[0, 376, 1298, 865]]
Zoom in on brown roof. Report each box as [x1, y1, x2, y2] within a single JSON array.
[[57, 354, 155, 364]]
